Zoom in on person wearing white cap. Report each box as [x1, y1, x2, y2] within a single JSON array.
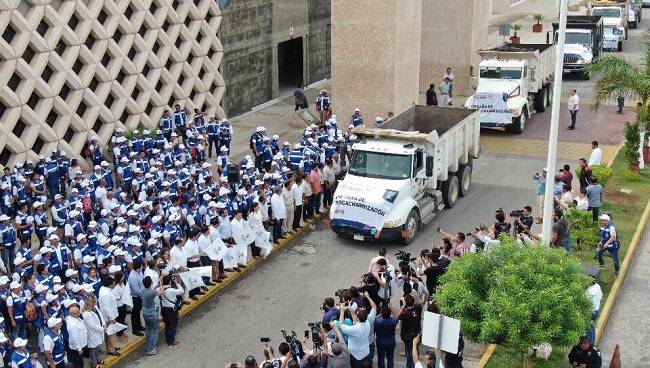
[[33, 200, 49, 246], [10, 337, 36, 368], [351, 108, 364, 128], [48, 233, 71, 279], [7, 280, 27, 338], [51, 194, 68, 229], [66, 306, 87, 368], [43, 316, 66, 367], [597, 214, 621, 276]]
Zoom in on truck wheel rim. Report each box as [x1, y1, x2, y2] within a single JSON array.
[[520, 114, 526, 129], [407, 216, 417, 238], [451, 182, 459, 202], [463, 170, 471, 191]]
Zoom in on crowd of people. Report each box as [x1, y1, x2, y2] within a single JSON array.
[[227, 247, 466, 368], [0, 94, 370, 367]]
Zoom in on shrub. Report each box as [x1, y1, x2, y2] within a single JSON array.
[[564, 207, 600, 249], [622, 170, 641, 182], [576, 166, 613, 187], [436, 240, 592, 352], [624, 121, 641, 170]]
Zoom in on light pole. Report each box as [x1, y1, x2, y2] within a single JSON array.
[[541, 0, 569, 246]]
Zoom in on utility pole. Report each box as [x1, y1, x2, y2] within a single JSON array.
[[541, 0, 569, 246]]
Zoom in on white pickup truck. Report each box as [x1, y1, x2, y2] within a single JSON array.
[[330, 106, 480, 244], [465, 43, 556, 134]]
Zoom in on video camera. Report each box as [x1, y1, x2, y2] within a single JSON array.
[[281, 329, 304, 361], [307, 322, 322, 349], [509, 209, 525, 218]]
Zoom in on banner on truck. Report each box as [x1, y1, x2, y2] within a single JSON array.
[[466, 92, 512, 123], [331, 187, 398, 232]]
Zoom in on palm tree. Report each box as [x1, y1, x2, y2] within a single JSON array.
[[586, 33, 650, 110]]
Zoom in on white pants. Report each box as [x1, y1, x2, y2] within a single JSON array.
[[439, 94, 449, 106]]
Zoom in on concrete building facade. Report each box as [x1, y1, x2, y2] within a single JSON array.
[[0, 0, 225, 168], [218, 0, 331, 117]]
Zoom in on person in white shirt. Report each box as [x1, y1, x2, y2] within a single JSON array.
[[229, 212, 249, 270], [94, 179, 108, 209], [589, 140, 602, 166], [66, 306, 88, 368], [443, 67, 455, 105], [248, 203, 264, 258], [98, 277, 120, 356], [300, 173, 313, 222], [567, 89, 580, 130], [281, 181, 295, 234], [169, 240, 188, 270], [586, 277, 603, 344], [291, 177, 304, 230], [82, 294, 105, 368], [271, 186, 286, 243]]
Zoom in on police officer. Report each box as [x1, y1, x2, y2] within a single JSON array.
[[568, 336, 602, 368]]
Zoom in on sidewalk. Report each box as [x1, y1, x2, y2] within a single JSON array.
[[598, 219, 650, 366]]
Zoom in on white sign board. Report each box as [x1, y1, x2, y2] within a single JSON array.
[[421, 311, 461, 354], [331, 187, 398, 232], [465, 92, 512, 124]]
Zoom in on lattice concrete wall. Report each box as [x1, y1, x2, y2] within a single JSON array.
[[0, 0, 225, 168]]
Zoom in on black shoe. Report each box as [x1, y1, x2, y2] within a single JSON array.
[[133, 331, 144, 336], [190, 295, 200, 300], [567, 127, 575, 130]]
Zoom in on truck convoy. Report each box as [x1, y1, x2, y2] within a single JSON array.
[[329, 106, 480, 244], [551, 16, 604, 79], [588, 0, 629, 51], [464, 43, 556, 134]]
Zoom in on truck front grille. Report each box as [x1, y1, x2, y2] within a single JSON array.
[[564, 54, 580, 64]]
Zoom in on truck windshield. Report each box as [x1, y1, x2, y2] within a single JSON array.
[[592, 8, 621, 18], [564, 32, 591, 47], [349, 150, 411, 180], [479, 67, 522, 79]]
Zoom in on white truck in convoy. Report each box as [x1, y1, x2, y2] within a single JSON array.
[[589, 1, 629, 51], [551, 16, 604, 79], [464, 43, 556, 134], [329, 106, 480, 244]]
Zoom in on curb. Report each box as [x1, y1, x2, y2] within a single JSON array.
[[595, 198, 650, 345], [102, 210, 329, 367], [478, 183, 650, 367], [606, 144, 622, 168]]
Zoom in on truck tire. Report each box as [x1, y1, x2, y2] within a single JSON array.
[[534, 88, 546, 113], [457, 164, 472, 197], [402, 209, 419, 245], [625, 27, 628, 40], [506, 110, 525, 134], [581, 71, 590, 80], [441, 174, 459, 208], [618, 41, 623, 52], [545, 84, 552, 107]]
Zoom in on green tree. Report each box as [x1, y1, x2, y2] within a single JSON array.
[[586, 33, 650, 109], [436, 240, 592, 353]]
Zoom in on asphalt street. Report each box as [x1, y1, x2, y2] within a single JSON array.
[[120, 152, 551, 368]]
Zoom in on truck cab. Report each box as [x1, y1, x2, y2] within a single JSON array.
[[475, 59, 531, 127], [330, 106, 480, 244], [559, 29, 594, 78], [603, 23, 625, 51], [590, 5, 627, 44]]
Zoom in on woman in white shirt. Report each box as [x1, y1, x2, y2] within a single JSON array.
[[249, 202, 264, 258], [98, 278, 120, 356], [111, 271, 128, 344], [198, 225, 218, 285], [82, 295, 105, 368], [291, 177, 304, 230], [576, 187, 589, 211]]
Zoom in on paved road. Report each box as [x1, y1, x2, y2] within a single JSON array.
[[119, 152, 548, 368]]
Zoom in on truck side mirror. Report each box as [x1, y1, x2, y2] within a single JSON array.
[[426, 156, 434, 177]]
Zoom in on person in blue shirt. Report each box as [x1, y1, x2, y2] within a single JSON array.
[[10, 337, 34, 368], [44, 157, 60, 200], [0, 214, 17, 271], [206, 116, 220, 158], [351, 108, 364, 128], [375, 306, 399, 368], [219, 120, 232, 150], [7, 281, 27, 339], [173, 104, 188, 143], [160, 109, 174, 141]]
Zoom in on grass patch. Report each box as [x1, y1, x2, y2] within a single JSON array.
[[486, 150, 650, 367]]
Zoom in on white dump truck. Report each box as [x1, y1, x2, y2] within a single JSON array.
[[464, 43, 556, 134], [550, 16, 604, 79], [330, 106, 480, 244], [589, 0, 628, 51]]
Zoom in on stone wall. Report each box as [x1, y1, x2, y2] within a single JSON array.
[[0, 0, 225, 168], [219, 0, 331, 117]]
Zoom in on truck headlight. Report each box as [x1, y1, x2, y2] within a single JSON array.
[[511, 109, 521, 117], [576, 57, 585, 64], [383, 219, 400, 228]]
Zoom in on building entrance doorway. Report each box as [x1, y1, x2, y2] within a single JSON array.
[[277, 37, 303, 94]]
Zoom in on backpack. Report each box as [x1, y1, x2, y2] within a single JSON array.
[[82, 195, 93, 215], [24, 301, 38, 322]]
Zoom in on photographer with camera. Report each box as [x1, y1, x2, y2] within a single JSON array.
[[373, 259, 396, 308], [472, 227, 501, 253], [358, 273, 381, 309], [493, 209, 512, 238], [418, 250, 446, 297], [513, 206, 534, 235], [160, 273, 185, 346], [322, 297, 340, 325]]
